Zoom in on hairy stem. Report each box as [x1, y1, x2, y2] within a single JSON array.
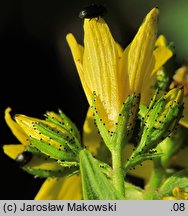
[[112, 147, 125, 197]]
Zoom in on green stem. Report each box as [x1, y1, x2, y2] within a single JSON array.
[[143, 158, 165, 199], [111, 147, 125, 197]]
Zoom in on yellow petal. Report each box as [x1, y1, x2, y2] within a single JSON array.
[[34, 175, 81, 200], [26, 155, 63, 171], [3, 144, 25, 159], [155, 34, 167, 47], [66, 33, 92, 104], [141, 41, 173, 105], [152, 46, 173, 75], [5, 107, 29, 145], [116, 42, 123, 58], [15, 114, 67, 148], [118, 44, 131, 98], [127, 7, 158, 93], [82, 108, 101, 154], [83, 18, 122, 125], [66, 33, 84, 80]]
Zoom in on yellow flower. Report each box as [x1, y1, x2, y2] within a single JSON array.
[[163, 187, 188, 200], [3, 7, 173, 200], [66, 8, 173, 130], [67, 7, 172, 163], [3, 107, 82, 200], [170, 65, 188, 127]]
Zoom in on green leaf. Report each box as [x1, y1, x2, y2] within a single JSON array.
[[79, 149, 125, 200], [158, 168, 188, 198], [124, 152, 162, 172]]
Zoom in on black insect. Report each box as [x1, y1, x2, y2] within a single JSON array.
[[79, 4, 107, 19], [15, 151, 32, 167]]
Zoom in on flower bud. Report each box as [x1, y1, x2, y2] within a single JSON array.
[[140, 87, 184, 153], [124, 88, 184, 172], [15, 112, 82, 162]]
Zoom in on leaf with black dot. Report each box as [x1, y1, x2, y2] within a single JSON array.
[[123, 152, 163, 173]]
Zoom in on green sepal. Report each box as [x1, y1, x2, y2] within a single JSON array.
[[111, 95, 136, 149], [57, 160, 79, 168], [157, 168, 188, 199], [29, 137, 78, 161], [124, 152, 162, 172], [147, 89, 160, 111], [92, 93, 139, 152], [79, 149, 125, 200], [26, 145, 43, 155], [35, 122, 81, 154], [45, 109, 81, 142], [139, 104, 147, 119], [91, 92, 112, 151], [140, 102, 183, 153], [22, 155, 79, 178]]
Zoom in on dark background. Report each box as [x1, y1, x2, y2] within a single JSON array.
[[0, 0, 188, 199]]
